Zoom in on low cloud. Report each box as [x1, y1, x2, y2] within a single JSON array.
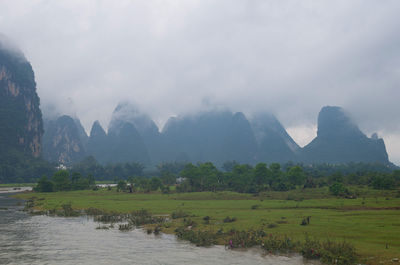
[[1, 0, 399, 163]]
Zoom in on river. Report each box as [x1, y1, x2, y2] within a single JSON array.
[[0, 192, 318, 265]]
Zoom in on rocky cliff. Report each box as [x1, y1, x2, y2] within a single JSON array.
[[0, 38, 43, 158], [42, 115, 86, 164]]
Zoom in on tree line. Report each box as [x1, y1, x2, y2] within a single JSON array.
[[35, 160, 400, 193], [35, 170, 95, 192]]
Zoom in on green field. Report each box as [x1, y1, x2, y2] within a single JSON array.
[[15, 187, 400, 265]]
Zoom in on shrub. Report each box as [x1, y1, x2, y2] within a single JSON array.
[[301, 237, 321, 259], [329, 182, 349, 196], [263, 235, 297, 253], [171, 209, 189, 219], [227, 229, 264, 248], [59, 203, 79, 217], [34, 176, 54, 192], [117, 180, 127, 192], [301, 236, 357, 264], [175, 227, 216, 246], [203, 216, 210, 224], [320, 240, 357, 265], [223, 216, 237, 223], [183, 218, 196, 227]]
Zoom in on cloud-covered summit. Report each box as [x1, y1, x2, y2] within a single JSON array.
[[1, 1, 399, 162]]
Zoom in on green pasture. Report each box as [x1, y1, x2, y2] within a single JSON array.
[[15, 187, 400, 264]]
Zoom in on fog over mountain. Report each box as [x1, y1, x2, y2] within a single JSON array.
[[1, 1, 400, 163]]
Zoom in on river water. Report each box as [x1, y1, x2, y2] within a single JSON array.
[[0, 192, 317, 265]]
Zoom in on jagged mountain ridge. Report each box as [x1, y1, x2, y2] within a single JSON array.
[[42, 104, 391, 166]]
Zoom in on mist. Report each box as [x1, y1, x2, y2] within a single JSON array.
[[1, 0, 400, 163]]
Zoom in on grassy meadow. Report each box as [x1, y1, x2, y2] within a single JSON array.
[[15, 187, 400, 264]]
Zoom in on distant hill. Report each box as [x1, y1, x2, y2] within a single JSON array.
[[41, 104, 392, 167], [42, 115, 86, 164], [108, 103, 158, 164], [161, 110, 258, 165], [302, 106, 389, 164], [86, 120, 109, 163], [250, 113, 300, 163], [106, 120, 150, 165]]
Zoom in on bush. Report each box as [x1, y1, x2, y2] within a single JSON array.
[[203, 216, 210, 224], [34, 176, 54, 192], [59, 203, 79, 217], [329, 182, 349, 196], [175, 227, 216, 246], [183, 218, 196, 227], [301, 236, 357, 264], [370, 175, 396, 190], [263, 235, 297, 253], [117, 180, 127, 192], [171, 209, 189, 219], [320, 240, 357, 265], [223, 216, 237, 223]]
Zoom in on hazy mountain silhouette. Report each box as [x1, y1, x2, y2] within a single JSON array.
[[250, 113, 300, 163], [42, 115, 86, 164], [161, 110, 258, 165], [302, 106, 389, 164]]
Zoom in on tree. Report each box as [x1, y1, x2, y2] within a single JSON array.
[[222, 160, 238, 172], [370, 175, 396, 190], [35, 176, 54, 192], [157, 161, 186, 175], [117, 180, 127, 192], [253, 163, 270, 188], [87, 174, 95, 186], [229, 164, 254, 193], [199, 162, 220, 192], [52, 170, 71, 191], [329, 182, 348, 196], [287, 166, 307, 186], [160, 171, 176, 185], [150, 177, 163, 191]]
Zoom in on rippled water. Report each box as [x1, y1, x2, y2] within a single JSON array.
[[0, 193, 317, 265]]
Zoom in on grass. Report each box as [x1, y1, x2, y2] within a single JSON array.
[[15, 187, 400, 265]]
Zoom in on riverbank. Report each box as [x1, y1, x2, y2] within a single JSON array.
[[0, 186, 33, 194], [1, 194, 314, 265], [14, 187, 400, 265]]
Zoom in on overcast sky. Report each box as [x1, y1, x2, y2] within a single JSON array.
[[1, 0, 400, 164]]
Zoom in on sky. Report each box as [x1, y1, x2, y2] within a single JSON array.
[[0, 0, 400, 164]]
